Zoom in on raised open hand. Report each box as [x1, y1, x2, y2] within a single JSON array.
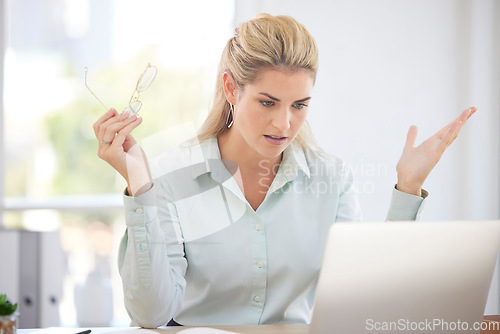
[[396, 107, 477, 196]]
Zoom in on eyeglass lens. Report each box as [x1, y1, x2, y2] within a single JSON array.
[[136, 66, 157, 92], [128, 65, 157, 115], [124, 101, 142, 115], [85, 64, 156, 115]]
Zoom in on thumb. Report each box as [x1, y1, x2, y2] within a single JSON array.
[[405, 125, 418, 149]]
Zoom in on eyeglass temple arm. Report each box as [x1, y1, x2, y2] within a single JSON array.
[[84, 67, 109, 111]]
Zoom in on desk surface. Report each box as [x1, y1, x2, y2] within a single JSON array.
[[18, 315, 500, 334], [18, 324, 308, 334]]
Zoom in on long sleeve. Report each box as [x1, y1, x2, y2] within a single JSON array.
[[386, 187, 428, 221], [118, 182, 187, 328], [335, 164, 427, 222]]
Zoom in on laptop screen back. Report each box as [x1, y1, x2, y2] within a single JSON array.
[[310, 220, 500, 334]]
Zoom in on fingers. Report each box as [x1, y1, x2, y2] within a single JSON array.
[[97, 111, 137, 146], [96, 115, 142, 162], [405, 125, 418, 149], [94, 108, 143, 170], [456, 106, 477, 122], [442, 120, 461, 147], [93, 108, 118, 137], [440, 107, 477, 147], [456, 107, 475, 125], [434, 106, 477, 140], [466, 106, 478, 120], [111, 116, 143, 149]]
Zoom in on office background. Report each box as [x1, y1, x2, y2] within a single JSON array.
[[0, 0, 499, 327]]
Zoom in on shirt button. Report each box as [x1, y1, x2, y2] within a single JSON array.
[[256, 224, 262, 231], [135, 208, 143, 214], [254, 295, 262, 302], [257, 261, 264, 268]]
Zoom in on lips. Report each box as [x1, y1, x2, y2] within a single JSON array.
[[265, 135, 286, 140], [264, 135, 287, 145]]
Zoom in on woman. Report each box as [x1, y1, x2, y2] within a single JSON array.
[[93, 14, 475, 328]]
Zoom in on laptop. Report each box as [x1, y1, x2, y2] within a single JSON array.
[[310, 220, 500, 334]]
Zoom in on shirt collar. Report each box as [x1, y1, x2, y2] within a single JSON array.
[[281, 142, 311, 180]]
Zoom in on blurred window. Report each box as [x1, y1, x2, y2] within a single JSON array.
[[2, 0, 234, 326]]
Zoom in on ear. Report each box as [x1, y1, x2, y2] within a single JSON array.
[[222, 72, 238, 105]]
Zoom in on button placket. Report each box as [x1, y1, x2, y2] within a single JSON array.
[[251, 217, 267, 320]]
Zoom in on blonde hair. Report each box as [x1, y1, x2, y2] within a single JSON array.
[[197, 13, 320, 149]]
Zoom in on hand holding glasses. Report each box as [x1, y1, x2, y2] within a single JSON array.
[[91, 65, 157, 196], [85, 64, 157, 116]]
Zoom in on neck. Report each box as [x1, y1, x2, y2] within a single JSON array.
[[217, 129, 282, 175]]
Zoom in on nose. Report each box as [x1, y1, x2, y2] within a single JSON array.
[[271, 107, 291, 132]]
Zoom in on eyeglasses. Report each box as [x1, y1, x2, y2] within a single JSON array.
[[84, 63, 157, 115]]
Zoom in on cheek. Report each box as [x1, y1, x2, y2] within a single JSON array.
[[237, 106, 267, 129], [292, 111, 309, 130]]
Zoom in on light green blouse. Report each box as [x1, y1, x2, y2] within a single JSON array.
[[119, 137, 426, 328]]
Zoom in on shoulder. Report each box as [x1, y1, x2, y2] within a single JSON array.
[[148, 137, 212, 180], [148, 143, 191, 180]]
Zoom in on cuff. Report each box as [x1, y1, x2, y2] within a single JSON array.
[[123, 183, 158, 226], [386, 186, 428, 221]]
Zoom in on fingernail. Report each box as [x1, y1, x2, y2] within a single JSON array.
[[120, 110, 130, 120]]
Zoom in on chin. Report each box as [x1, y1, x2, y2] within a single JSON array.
[[261, 150, 283, 159], [258, 142, 289, 159]]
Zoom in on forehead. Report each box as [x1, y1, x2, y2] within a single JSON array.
[[244, 68, 314, 98]]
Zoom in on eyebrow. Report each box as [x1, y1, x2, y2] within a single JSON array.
[[259, 92, 311, 103]]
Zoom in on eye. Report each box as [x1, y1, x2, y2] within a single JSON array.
[[293, 103, 308, 110], [260, 100, 275, 107]]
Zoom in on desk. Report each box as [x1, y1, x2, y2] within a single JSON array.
[[482, 316, 500, 334], [18, 315, 500, 333], [17, 324, 308, 334]]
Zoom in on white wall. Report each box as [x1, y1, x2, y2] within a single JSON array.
[[235, 0, 500, 313], [235, 0, 499, 222]]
